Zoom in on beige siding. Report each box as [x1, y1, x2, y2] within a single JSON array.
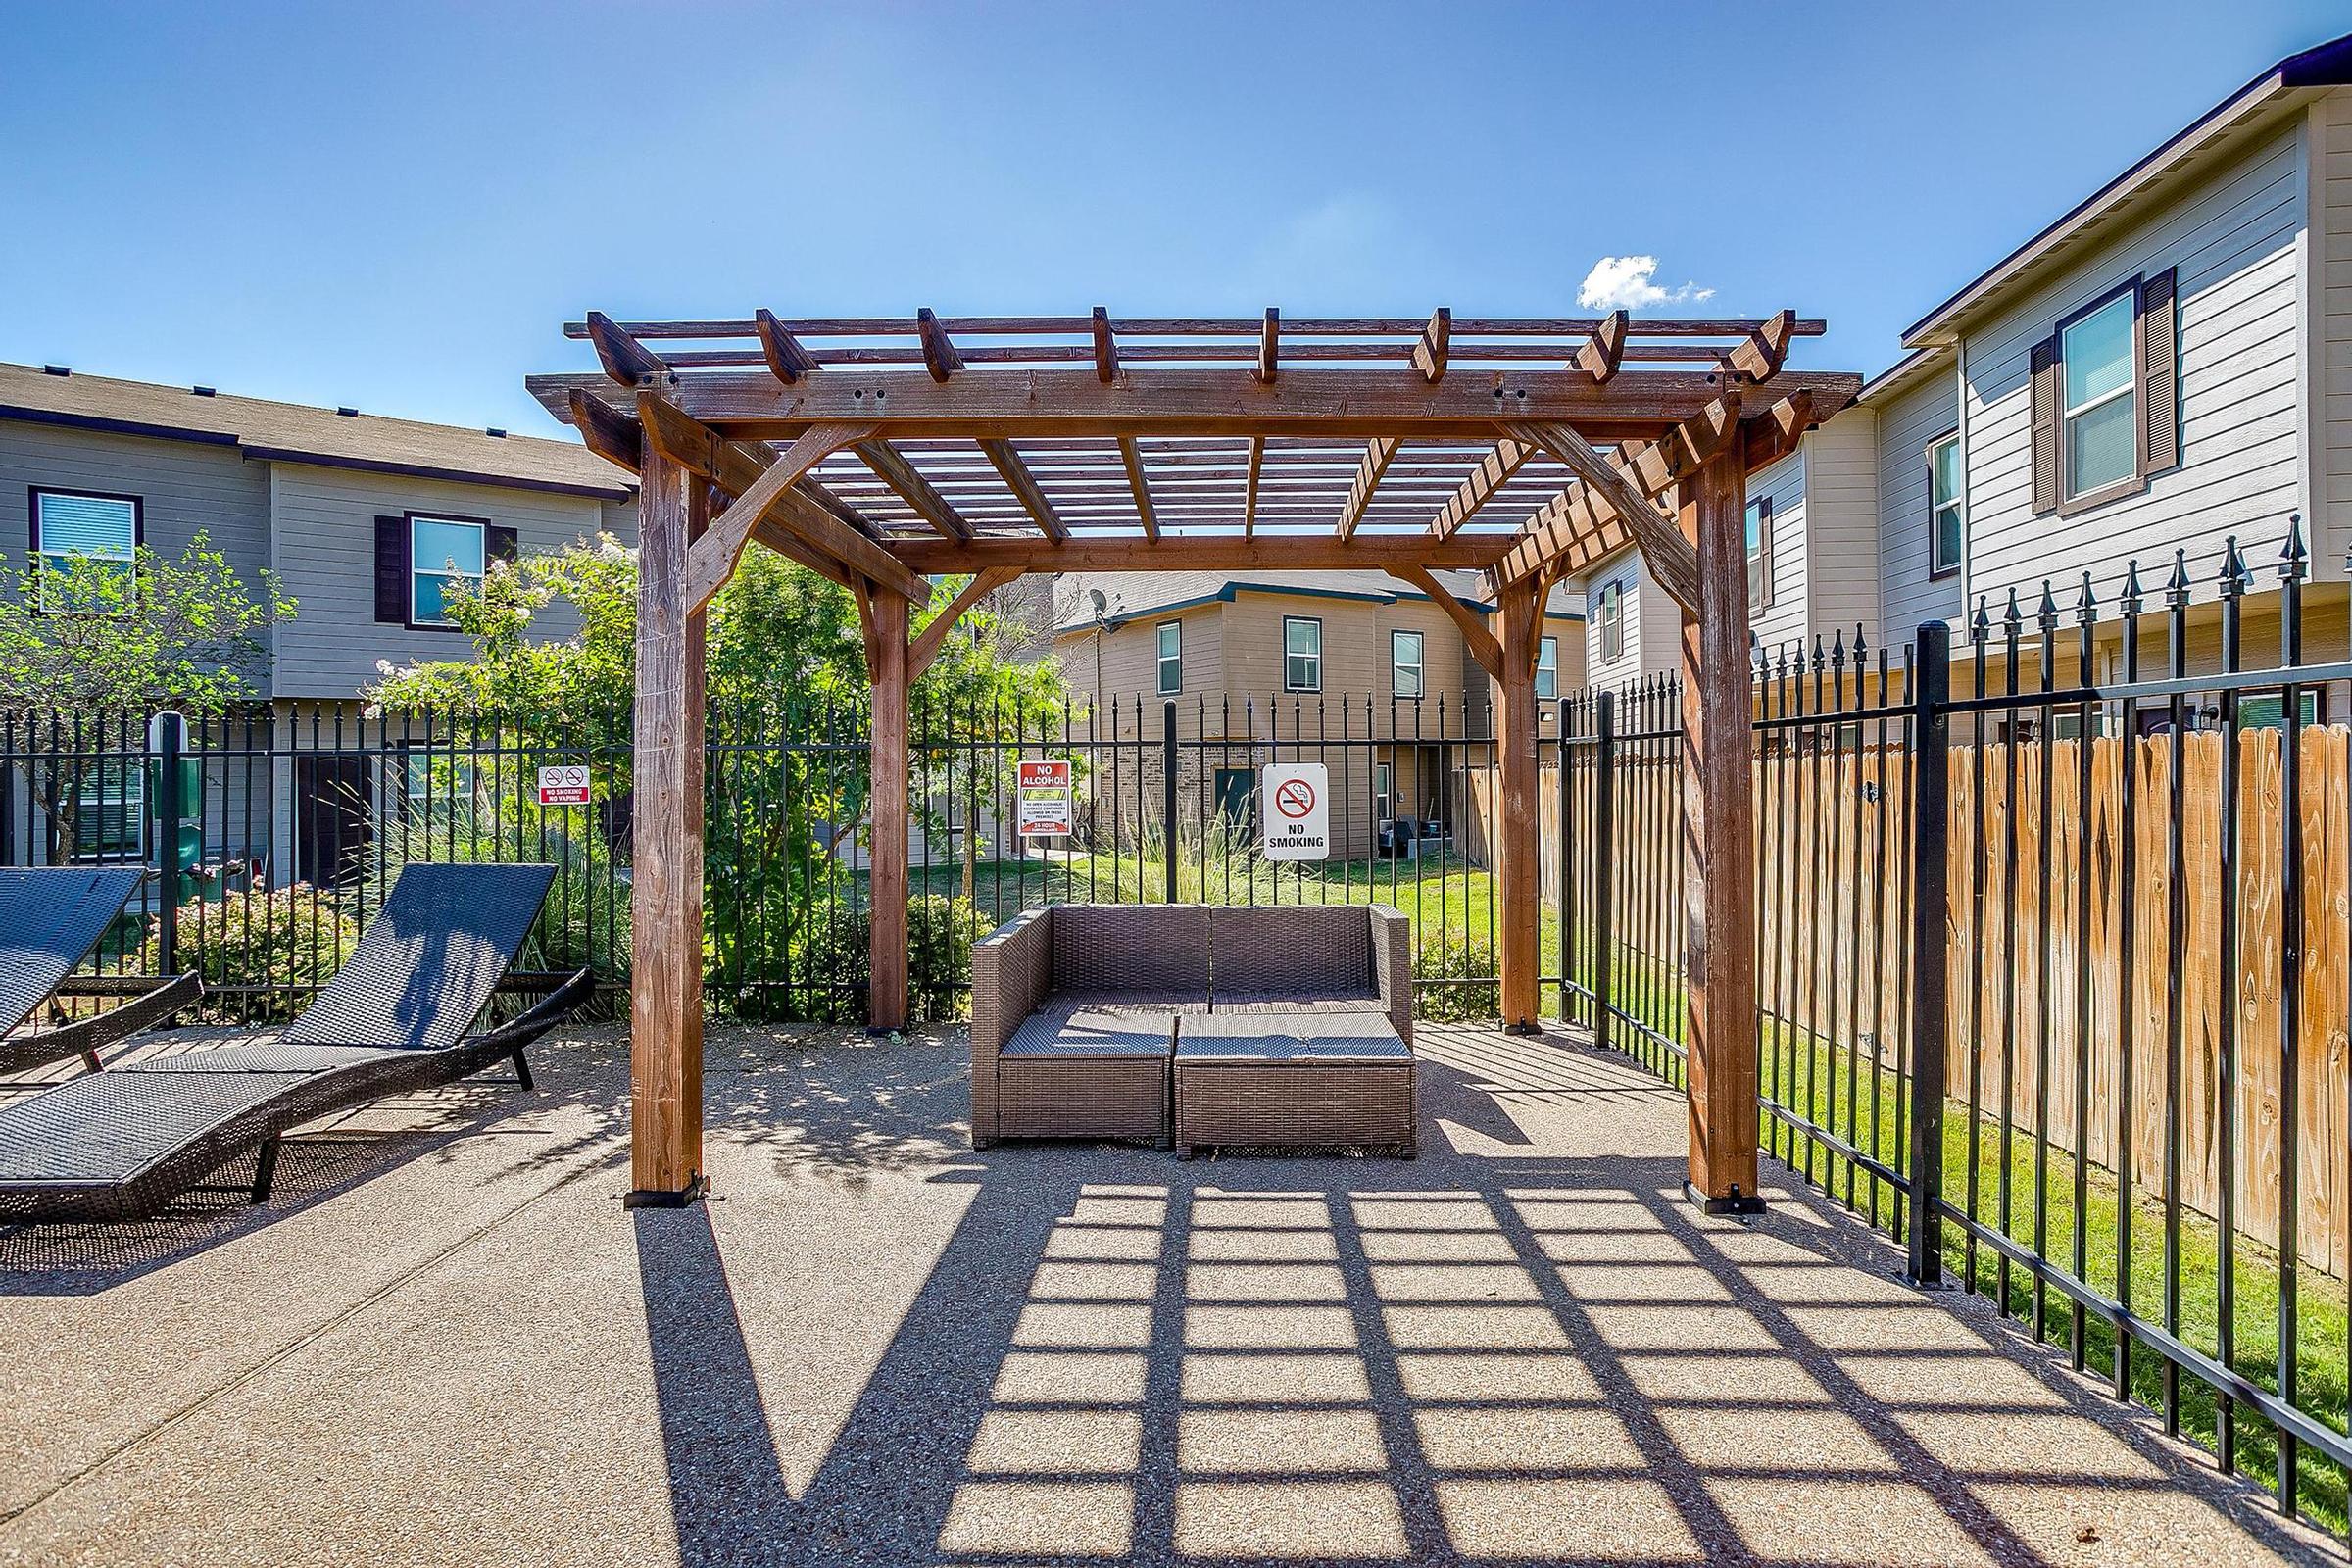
[[1802, 416, 1884, 644], [1582, 549, 1680, 689], [2317, 90, 2352, 564], [1218, 591, 1481, 708], [1876, 369, 1965, 636], [1746, 448, 1811, 651], [268, 464, 619, 699], [1060, 601, 1225, 713], [1962, 118, 2309, 608]]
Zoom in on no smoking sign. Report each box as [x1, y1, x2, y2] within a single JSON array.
[[1260, 761, 1329, 861]]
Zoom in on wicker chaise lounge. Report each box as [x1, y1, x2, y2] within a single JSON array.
[[969, 903, 1415, 1153], [0, 867, 201, 1078], [0, 863, 589, 1222]]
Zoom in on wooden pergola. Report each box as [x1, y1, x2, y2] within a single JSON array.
[[527, 308, 1861, 1213]]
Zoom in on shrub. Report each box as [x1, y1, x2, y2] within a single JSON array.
[[145, 883, 361, 1022], [1415, 928, 1500, 1023], [752, 891, 986, 1026]]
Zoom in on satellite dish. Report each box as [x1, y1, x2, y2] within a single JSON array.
[[1088, 588, 1108, 621]]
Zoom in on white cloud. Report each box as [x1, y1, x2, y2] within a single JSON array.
[[1576, 255, 1716, 312]]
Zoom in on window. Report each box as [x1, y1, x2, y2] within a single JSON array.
[[31, 489, 139, 609], [1745, 498, 1773, 612], [2237, 691, 2323, 732], [2033, 270, 2177, 515], [1283, 616, 1322, 692], [1928, 432, 1964, 577], [2062, 291, 2135, 500], [1536, 636, 1559, 701], [410, 515, 487, 627], [400, 749, 476, 821], [1374, 761, 1393, 824], [1597, 582, 1623, 664], [1391, 629, 1424, 699], [1155, 620, 1182, 695], [72, 757, 143, 862]]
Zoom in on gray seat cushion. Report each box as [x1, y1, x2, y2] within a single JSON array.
[[1004, 999, 1178, 1060], [1211, 988, 1383, 1013], [1053, 988, 1212, 1017], [1176, 1009, 1409, 1064]]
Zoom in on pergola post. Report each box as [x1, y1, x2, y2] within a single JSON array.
[[868, 587, 911, 1032], [1494, 580, 1544, 1034], [626, 447, 709, 1205], [1679, 449, 1762, 1212]]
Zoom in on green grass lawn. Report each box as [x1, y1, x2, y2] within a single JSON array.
[[1754, 1016, 2352, 1533]]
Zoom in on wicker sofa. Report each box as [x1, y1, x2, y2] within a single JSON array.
[[968, 903, 1413, 1152]]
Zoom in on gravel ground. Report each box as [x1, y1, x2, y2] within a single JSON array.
[[0, 1019, 2331, 1566]]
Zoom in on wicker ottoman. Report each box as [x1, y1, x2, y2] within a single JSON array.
[[1173, 1010, 1415, 1158], [997, 1001, 1177, 1147]]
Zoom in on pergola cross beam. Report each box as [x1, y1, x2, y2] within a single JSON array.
[[1512, 420, 1701, 613], [634, 396, 929, 601], [537, 305, 1855, 1217], [684, 422, 875, 611]]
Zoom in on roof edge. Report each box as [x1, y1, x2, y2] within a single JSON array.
[[248, 446, 634, 502], [1900, 30, 2352, 346]]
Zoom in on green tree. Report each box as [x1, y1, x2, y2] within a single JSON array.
[[0, 533, 294, 711], [367, 535, 1068, 1016], [0, 534, 294, 852]]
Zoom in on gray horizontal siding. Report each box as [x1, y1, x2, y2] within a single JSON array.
[[1964, 119, 2308, 607], [0, 416, 270, 590], [1581, 549, 1679, 690], [2318, 92, 2352, 564], [268, 463, 622, 699]]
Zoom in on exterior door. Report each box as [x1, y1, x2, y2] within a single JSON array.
[[294, 754, 372, 888]]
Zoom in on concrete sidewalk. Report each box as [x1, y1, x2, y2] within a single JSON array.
[[0, 1022, 2329, 1566]]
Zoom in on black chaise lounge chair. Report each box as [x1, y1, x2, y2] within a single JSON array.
[[0, 867, 201, 1078], [0, 862, 591, 1222]]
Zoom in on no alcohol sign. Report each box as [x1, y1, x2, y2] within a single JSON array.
[[1260, 761, 1329, 861]]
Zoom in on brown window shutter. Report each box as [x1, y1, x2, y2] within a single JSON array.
[[374, 515, 409, 623], [2029, 337, 2059, 513], [486, 524, 519, 565], [2137, 268, 2179, 475]]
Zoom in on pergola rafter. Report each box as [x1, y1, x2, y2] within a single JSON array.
[[537, 306, 1859, 1216]]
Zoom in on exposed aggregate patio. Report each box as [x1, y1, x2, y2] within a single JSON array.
[[0, 1020, 2332, 1566]]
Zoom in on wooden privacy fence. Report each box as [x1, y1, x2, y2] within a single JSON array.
[[1754, 724, 2352, 1277]]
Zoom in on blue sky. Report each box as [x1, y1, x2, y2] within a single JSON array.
[[6, 1, 2347, 436]]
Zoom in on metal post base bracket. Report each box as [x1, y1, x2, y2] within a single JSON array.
[[624, 1175, 710, 1209], [1503, 1019, 1545, 1038], [1685, 1182, 1766, 1217]]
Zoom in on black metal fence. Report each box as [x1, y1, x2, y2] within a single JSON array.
[[0, 691, 1562, 1026], [1560, 529, 2352, 1535]]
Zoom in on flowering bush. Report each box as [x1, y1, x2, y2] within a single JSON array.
[[144, 883, 361, 1023]]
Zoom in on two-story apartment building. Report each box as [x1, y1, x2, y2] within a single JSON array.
[[1576, 30, 2352, 709], [0, 362, 640, 876], [1054, 570, 1582, 858]]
